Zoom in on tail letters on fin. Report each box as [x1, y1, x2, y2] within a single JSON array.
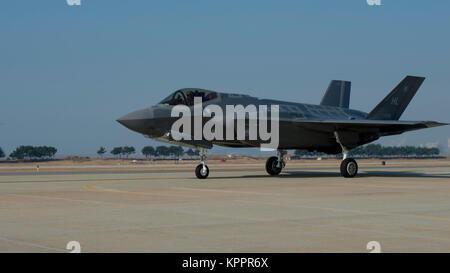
[[366, 76, 425, 120]]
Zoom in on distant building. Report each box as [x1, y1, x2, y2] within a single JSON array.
[[283, 154, 297, 160], [425, 142, 439, 149]]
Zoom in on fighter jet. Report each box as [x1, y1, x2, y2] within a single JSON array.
[[117, 76, 447, 179]]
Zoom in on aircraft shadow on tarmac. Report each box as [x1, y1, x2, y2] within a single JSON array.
[[207, 170, 449, 180], [0, 170, 447, 184]]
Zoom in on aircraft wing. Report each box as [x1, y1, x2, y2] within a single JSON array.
[[291, 119, 448, 136]]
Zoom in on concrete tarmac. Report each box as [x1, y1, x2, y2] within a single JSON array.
[[0, 163, 449, 252]]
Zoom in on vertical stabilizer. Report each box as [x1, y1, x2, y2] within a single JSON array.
[[320, 80, 351, 108], [366, 76, 425, 120]]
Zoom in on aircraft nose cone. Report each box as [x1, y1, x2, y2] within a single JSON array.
[[117, 108, 153, 133]]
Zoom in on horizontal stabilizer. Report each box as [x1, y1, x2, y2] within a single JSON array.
[[320, 80, 351, 108], [295, 119, 448, 136]]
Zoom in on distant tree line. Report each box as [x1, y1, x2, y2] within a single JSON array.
[[99, 145, 200, 159], [295, 144, 440, 158], [294, 149, 326, 157], [350, 144, 439, 157], [0, 147, 5, 158], [9, 145, 57, 160], [141, 146, 199, 158], [110, 146, 136, 158]]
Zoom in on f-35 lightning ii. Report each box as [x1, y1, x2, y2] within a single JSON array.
[[117, 76, 447, 179]]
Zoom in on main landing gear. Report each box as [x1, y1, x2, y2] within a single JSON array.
[[340, 154, 358, 178], [195, 148, 209, 179], [265, 150, 286, 176], [335, 131, 358, 178]]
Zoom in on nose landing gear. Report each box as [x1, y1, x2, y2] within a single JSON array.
[[195, 148, 209, 179], [265, 150, 285, 176]]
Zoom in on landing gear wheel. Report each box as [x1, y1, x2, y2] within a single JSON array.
[[340, 158, 358, 178], [265, 156, 283, 176], [195, 164, 209, 179]]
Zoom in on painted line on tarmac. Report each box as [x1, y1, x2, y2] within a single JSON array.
[[235, 199, 450, 222], [0, 236, 64, 252], [1, 164, 449, 176], [83, 181, 197, 199], [6, 193, 124, 205]]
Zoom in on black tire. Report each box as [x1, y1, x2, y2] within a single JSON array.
[[265, 156, 282, 176], [195, 164, 209, 179], [340, 158, 358, 178]]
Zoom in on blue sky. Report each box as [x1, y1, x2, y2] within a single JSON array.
[[1, 0, 449, 156]]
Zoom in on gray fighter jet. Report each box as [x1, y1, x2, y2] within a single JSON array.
[[117, 76, 447, 179]]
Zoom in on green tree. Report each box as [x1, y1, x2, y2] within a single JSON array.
[[156, 146, 169, 156], [348, 144, 440, 158], [142, 146, 156, 159], [111, 147, 123, 158], [430, 147, 440, 155], [0, 147, 5, 158], [177, 146, 184, 156], [168, 146, 184, 157], [46, 146, 57, 158], [122, 146, 136, 158], [97, 147, 106, 158], [10, 145, 33, 160], [294, 149, 325, 158], [34, 146, 46, 158], [186, 148, 196, 156], [8, 145, 57, 160]]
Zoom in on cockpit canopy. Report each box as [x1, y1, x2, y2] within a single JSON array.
[[159, 88, 218, 106]]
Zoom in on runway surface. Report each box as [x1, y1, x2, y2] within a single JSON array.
[[0, 162, 449, 252]]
